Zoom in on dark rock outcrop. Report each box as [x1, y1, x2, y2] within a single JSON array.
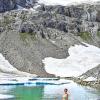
[[37, 4, 100, 39], [0, 0, 16, 13], [16, 0, 26, 7], [96, 11, 100, 22], [16, 0, 37, 8], [0, 0, 37, 12]]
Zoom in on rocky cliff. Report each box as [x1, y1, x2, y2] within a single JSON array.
[[0, 0, 37, 13], [0, 1, 100, 77], [16, 0, 37, 8]]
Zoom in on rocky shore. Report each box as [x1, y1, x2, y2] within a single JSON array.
[[75, 64, 100, 88]]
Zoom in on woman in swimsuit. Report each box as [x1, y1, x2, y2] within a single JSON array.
[[62, 88, 68, 100]]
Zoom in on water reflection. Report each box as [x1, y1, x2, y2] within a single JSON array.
[[0, 86, 15, 100], [11, 86, 44, 100]]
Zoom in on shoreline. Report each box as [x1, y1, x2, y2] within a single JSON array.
[[0, 76, 100, 89], [70, 77, 100, 89], [56, 77, 100, 89]]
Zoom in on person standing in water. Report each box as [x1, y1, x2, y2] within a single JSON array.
[[62, 88, 69, 100]]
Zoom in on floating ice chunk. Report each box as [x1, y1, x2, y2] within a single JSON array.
[[0, 94, 14, 99]]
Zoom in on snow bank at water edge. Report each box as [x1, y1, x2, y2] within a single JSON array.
[[0, 53, 37, 77], [0, 53, 37, 84], [38, 0, 100, 6], [84, 77, 97, 82], [43, 43, 100, 77]]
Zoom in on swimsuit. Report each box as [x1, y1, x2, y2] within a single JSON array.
[[63, 94, 68, 100]]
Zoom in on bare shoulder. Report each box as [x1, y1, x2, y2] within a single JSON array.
[[66, 93, 68, 96]]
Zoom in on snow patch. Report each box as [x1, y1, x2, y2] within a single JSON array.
[[0, 53, 37, 84], [50, 40, 56, 44], [17, 5, 36, 12], [84, 77, 97, 81], [38, 0, 100, 6], [43, 43, 100, 77], [17, 5, 25, 9]]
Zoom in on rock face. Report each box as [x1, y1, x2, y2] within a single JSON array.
[[38, 4, 100, 39], [80, 64, 100, 80], [0, 0, 16, 12], [16, 0, 26, 7], [0, 2, 100, 77], [0, 0, 37, 12], [16, 0, 37, 8]]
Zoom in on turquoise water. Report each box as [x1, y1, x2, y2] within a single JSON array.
[[0, 79, 100, 100]]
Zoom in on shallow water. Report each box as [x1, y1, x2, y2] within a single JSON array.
[[0, 79, 100, 100]]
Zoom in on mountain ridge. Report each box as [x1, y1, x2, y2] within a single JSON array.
[[0, 1, 100, 80]]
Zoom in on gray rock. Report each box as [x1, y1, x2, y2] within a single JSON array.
[[96, 11, 100, 22], [16, 0, 37, 8], [0, 0, 37, 12], [16, 0, 26, 7], [0, 0, 16, 12], [0, 2, 100, 77], [80, 64, 100, 80]]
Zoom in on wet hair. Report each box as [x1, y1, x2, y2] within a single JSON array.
[[64, 88, 68, 92]]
